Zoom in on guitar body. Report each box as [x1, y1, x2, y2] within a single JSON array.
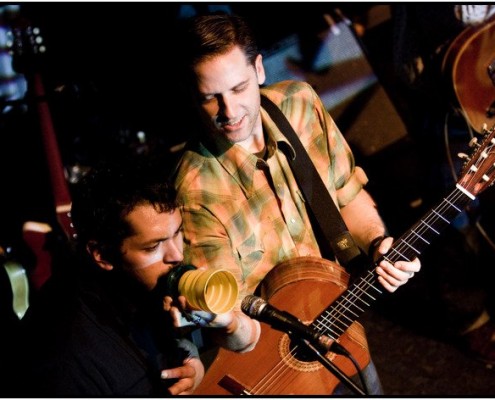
[[442, 16, 495, 132], [194, 257, 370, 395]]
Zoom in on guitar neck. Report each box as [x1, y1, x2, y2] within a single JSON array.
[[32, 73, 75, 240], [10, 14, 76, 241], [312, 186, 473, 339], [33, 74, 71, 205]]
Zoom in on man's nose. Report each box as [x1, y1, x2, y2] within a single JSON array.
[[163, 242, 183, 264], [219, 95, 236, 119]]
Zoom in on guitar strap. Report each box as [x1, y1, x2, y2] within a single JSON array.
[[260, 95, 363, 269]]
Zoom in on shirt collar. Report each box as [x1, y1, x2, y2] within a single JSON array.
[[202, 105, 297, 195], [261, 106, 296, 161]]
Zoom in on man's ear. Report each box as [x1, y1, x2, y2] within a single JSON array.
[[86, 241, 114, 271], [255, 53, 266, 86]]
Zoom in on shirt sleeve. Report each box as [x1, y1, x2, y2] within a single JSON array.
[[336, 165, 369, 206], [176, 338, 200, 360], [310, 83, 369, 207]]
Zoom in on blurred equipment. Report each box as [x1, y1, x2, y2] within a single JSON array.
[[442, 14, 495, 133], [262, 7, 408, 157]]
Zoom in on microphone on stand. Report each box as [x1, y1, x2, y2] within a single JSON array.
[[241, 295, 349, 356], [242, 295, 366, 395]]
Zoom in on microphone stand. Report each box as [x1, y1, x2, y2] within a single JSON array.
[[298, 336, 366, 396]]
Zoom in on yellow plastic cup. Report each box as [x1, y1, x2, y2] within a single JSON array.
[[178, 268, 238, 314]]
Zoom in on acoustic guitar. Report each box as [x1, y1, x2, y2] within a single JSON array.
[[442, 15, 495, 132], [194, 124, 495, 395]]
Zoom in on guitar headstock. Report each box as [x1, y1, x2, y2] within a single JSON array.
[[458, 124, 495, 196], [7, 15, 47, 75]]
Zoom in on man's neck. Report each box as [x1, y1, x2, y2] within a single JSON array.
[[237, 130, 265, 154]]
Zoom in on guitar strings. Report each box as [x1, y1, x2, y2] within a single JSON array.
[[321, 186, 468, 330], [248, 340, 305, 394]]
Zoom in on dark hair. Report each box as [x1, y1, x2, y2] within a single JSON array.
[[70, 158, 177, 263], [176, 13, 259, 78]]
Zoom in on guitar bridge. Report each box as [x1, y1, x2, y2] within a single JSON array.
[[219, 375, 252, 395]]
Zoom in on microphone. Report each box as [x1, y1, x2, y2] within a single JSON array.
[[241, 295, 338, 353]]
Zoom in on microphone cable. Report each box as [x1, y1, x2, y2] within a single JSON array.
[[330, 341, 370, 395]]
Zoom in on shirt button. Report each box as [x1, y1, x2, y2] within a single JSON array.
[[290, 218, 296, 224]]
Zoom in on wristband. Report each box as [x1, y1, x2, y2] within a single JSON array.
[[368, 235, 389, 256]]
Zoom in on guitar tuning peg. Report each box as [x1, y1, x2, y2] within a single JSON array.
[[468, 137, 479, 148], [457, 152, 470, 160], [482, 123, 495, 135]]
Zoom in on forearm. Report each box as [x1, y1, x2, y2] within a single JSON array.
[[340, 189, 388, 251], [208, 311, 261, 353]]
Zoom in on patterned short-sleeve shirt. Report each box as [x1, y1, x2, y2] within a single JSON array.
[[174, 80, 368, 305]]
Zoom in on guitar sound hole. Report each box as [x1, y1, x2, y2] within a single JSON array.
[[290, 338, 318, 362], [278, 334, 332, 373]]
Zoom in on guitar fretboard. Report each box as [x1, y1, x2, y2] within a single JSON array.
[[311, 186, 473, 340]]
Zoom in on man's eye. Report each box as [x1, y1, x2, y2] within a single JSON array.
[[233, 84, 247, 93], [174, 228, 183, 238], [144, 243, 159, 252], [202, 98, 215, 105], [200, 94, 215, 103]]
